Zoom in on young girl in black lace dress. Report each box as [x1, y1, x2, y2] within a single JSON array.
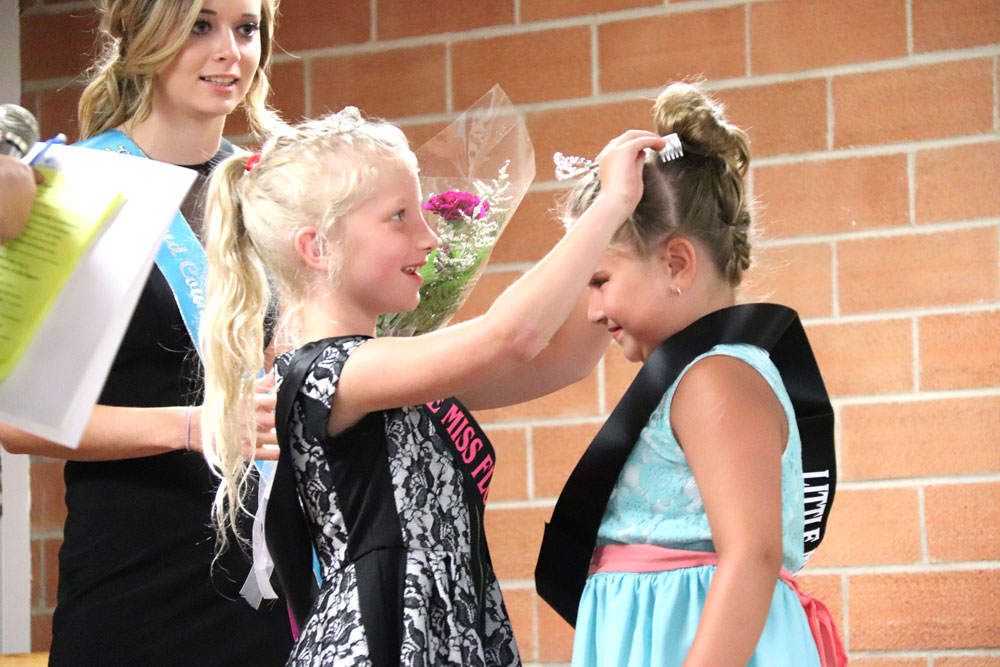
[[199, 108, 666, 665]]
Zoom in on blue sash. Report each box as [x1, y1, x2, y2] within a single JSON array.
[[75, 129, 207, 359]]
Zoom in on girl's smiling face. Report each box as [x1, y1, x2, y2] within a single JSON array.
[[152, 0, 263, 121], [337, 162, 439, 320], [586, 246, 676, 363]]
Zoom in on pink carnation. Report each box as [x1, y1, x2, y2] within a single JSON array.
[[423, 190, 489, 221]]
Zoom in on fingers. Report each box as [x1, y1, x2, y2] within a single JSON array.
[[595, 129, 665, 161], [254, 390, 277, 419], [240, 374, 279, 459], [254, 373, 275, 392], [593, 130, 665, 210], [253, 388, 277, 443], [253, 445, 280, 461]]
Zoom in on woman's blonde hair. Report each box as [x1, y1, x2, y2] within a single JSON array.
[[200, 108, 417, 548], [77, 0, 279, 139], [563, 82, 753, 286]]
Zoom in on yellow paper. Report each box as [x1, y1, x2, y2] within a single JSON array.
[[0, 168, 124, 379]]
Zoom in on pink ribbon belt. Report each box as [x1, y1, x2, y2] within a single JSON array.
[[590, 544, 848, 667]]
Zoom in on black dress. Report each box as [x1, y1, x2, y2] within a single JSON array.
[[48, 144, 294, 666], [274, 337, 520, 666]]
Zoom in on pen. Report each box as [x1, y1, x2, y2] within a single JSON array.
[[22, 132, 67, 166]]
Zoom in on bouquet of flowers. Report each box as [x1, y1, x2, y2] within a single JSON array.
[[377, 85, 535, 337]]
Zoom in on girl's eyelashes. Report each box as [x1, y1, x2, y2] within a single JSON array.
[[389, 210, 405, 222], [589, 276, 608, 288]]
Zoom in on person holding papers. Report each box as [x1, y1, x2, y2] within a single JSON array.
[[0, 154, 43, 243], [0, 0, 294, 664]]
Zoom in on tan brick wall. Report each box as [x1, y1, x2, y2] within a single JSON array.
[[19, 0, 1000, 661]]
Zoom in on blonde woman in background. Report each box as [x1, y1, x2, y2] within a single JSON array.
[[0, 1, 295, 663]]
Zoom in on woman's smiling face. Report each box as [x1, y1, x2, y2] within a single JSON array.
[[151, 0, 263, 122]]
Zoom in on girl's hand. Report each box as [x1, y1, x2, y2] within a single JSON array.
[[594, 130, 666, 213], [188, 374, 279, 461]]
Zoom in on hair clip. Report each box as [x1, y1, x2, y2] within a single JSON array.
[[245, 153, 261, 172], [553, 134, 684, 181]]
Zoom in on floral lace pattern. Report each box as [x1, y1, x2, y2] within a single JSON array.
[[275, 337, 520, 666]]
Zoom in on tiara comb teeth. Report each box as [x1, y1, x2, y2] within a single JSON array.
[[658, 133, 683, 162]]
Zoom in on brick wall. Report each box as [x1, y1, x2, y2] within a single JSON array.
[[18, 0, 1000, 661]]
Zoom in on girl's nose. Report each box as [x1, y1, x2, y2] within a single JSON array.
[[586, 292, 605, 324], [417, 213, 439, 253]]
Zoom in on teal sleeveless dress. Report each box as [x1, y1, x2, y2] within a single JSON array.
[[572, 344, 822, 666]]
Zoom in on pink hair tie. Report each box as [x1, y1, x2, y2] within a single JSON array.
[[245, 153, 262, 172]]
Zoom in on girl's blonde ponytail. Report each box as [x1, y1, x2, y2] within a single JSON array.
[[201, 154, 270, 550]]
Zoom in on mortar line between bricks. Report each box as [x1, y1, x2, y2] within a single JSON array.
[[752, 133, 1000, 167], [525, 426, 536, 501], [832, 386, 1000, 405], [839, 475, 1000, 491], [801, 302, 1000, 325], [269, 43, 1000, 85], [918, 486, 929, 563], [906, 0, 914, 57], [754, 216, 999, 245], [801, 561, 1000, 576]]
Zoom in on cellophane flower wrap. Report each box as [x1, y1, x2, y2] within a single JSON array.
[[377, 85, 535, 337]]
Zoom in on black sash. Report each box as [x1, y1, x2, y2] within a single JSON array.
[[267, 341, 326, 631], [425, 397, 497, 625], [269, 340, 405, 667], [534, 303, 836, 626]]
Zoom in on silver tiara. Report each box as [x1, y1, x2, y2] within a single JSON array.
[[553, 133, 684, 181]]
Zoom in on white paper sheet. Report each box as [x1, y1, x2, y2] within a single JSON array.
[[0, 143, 197, 447]]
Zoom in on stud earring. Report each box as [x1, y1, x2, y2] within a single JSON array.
[[674, 286, 683, 296]]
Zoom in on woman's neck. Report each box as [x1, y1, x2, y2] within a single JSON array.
[[120, 108, 226, 165]]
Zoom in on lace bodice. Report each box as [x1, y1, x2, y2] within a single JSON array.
[[596, 343, 807, 573]]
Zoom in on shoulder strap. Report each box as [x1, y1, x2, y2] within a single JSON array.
[[266, 341, 327, 631], [535, 303, 835, 625]]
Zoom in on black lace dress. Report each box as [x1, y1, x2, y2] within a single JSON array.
[[274, 336, 520, 666]]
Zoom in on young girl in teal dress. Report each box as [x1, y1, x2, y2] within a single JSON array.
[[552, 83, 847, 666]]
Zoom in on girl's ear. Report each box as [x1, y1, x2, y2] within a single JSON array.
[[658, 236, 697, 292], [292, 227, 329, 271]]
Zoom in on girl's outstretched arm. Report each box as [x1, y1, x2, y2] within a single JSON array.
[[457, 293, 610, 411], [670, 354, 788, 666], [328, 131, 663, 435]]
